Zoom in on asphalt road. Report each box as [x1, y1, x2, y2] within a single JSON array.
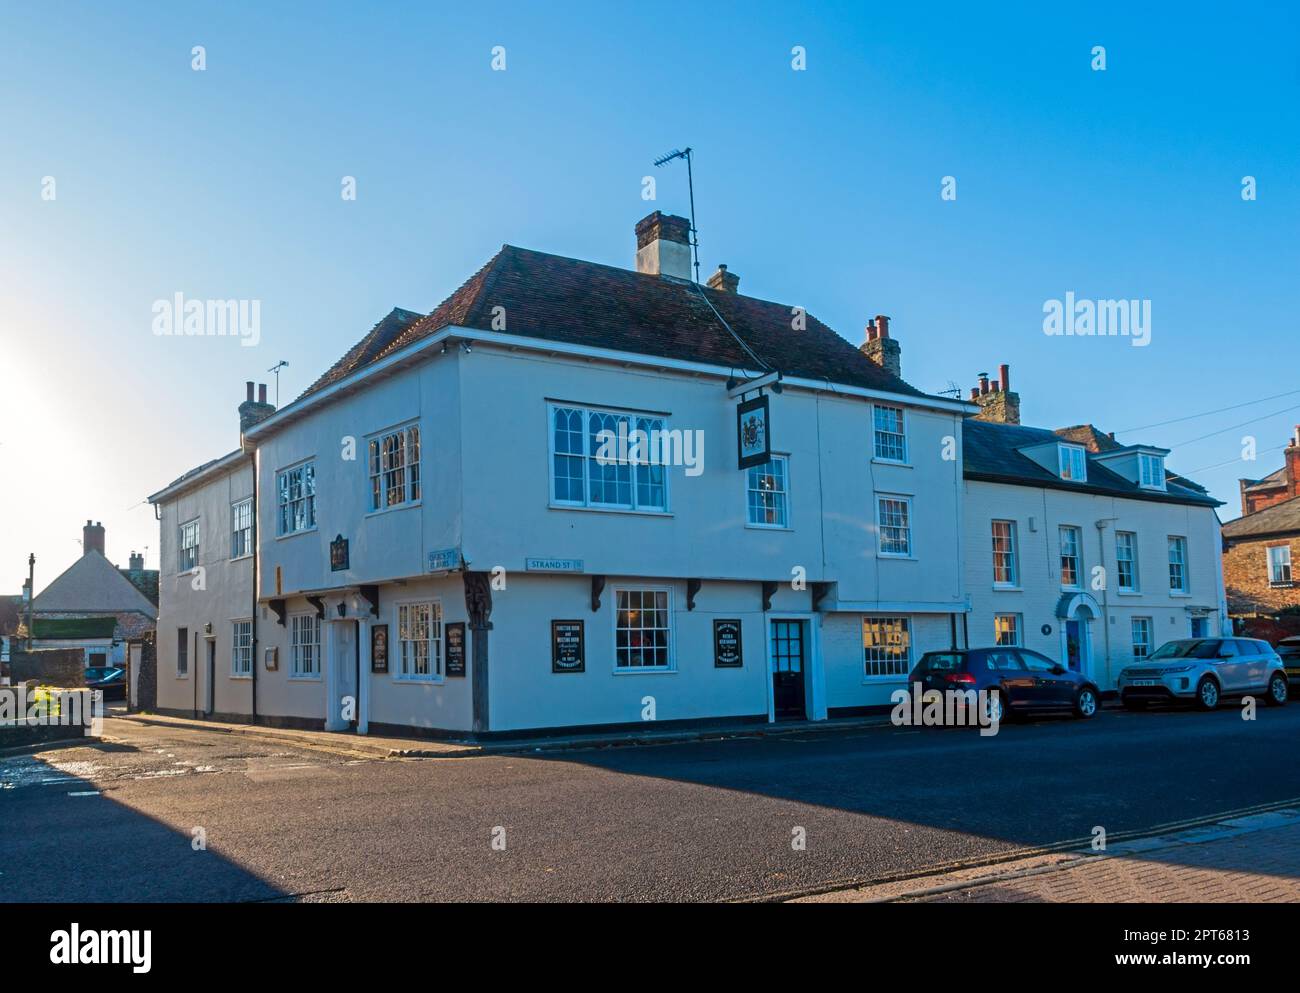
[[3, 703, 1299, 902]]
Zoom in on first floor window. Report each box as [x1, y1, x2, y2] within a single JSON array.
[[1268, 545, 1293, 585], [1116, 531, 1138, 591], [863, 616, 911, 678], [1059, 526, 1081, 588], [277, 461, 317, 535], [747, 456, 789, 527], [232, 621, 253, 677], [878, 496, 912, 556], [615, 589, 671, 669], [1167, 536, 1188, 593], [177, 627, 188, 676], [398, 601, 442, 679], [1132, 617, 1153, 659], [179, 518, 200, 573], [994, 614, 1021, 646], [873, 405, 907, 462], [992, 520, 1018, 586], [368, 424, 421, 510], [231, 498, 253, 558], [290, 614, 320, 678], [551, 405, 668, 512]]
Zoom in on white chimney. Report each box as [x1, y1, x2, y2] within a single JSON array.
[[635, 211, 692, 281]]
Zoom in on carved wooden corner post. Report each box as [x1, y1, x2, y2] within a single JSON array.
[[464, 571, 494, 735]]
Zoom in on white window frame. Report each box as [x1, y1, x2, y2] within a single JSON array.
[[232, 620, 253, 678], [289, 613, 321, 679], [1139, 453, 1167, 490], [745, 455, 790, 529], [230, 498, 253, 559], [1132, 617, 1153, 659], [1059, 525, 1082, 590], [276, 460, 317, 537], [396, 600, 443, 682], [1268, 545, 1293, 586], [1167, 536, 1188, 594], [992, 519, 1019, 587], [548, 403, 670, 513], [367, 423, 421, 512], [1116, 530, 1139, 592], [1058, 444, 1088, 482], [613, 587, 674, 672], [178, 518, 200, 573], [872, 405, 908, 463], [877, 495, 912, 557], [862, 616, 911, 680], [994, 613, 1022, 647]]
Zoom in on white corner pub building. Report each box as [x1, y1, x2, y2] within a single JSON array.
[[149, 212, 974, 737], [149, 212, 1223, 738]]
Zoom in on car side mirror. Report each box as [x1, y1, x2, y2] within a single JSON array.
[[1051, 664, 1066, 674]]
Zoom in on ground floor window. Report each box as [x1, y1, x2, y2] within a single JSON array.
[[862, 616, 910, 678], [1131, 617, 1152, 659], [398, 601, 442, 679], [232, 621, 253, 677], [290, 614, 321, 678], [994, 613, 1021, 646], [615, 589, 672, 669]]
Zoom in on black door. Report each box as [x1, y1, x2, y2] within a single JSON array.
[[771, 620, 806, 720]]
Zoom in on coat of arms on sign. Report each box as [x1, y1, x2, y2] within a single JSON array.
[[736, 394, 772, 469]]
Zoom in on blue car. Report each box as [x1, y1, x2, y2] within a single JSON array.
[[909, 647, 1101, 723]]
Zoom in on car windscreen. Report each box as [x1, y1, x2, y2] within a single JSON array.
[[1149, 640, 1220, 660], [917, 653, 965, 672], [84, 668, 110, 680]]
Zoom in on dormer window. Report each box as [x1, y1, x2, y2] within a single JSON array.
[[1139, 453, 1166, 490], [1058, 444, 1087, 482]]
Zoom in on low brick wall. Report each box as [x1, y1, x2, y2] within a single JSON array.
[[6, 649, 85, 687]]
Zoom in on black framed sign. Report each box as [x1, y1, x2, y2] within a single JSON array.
[[445, 622, 467, 677], [713, 619, 744, 668], [737, 394, 771, 469], [551, 620, 585, 673], [370, 624, 389, 674], [330, 534, 350, 571]]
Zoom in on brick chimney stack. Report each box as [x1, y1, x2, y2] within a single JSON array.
[[82, 520, 105, 557], [706, 264, 739, 293], [971, 363, 1021, 425], [634, 212, 693, 281], [239, 380, 276, 435], [1286, 424, 1300, 499], [128, 551, 144, 572], [860, 315, 902, 379]]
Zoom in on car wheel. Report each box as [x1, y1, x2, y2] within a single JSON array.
[[1195, 676, 1220, 711], [983, 690, 1005, 726], [1266, 673, 1288, 707], [1123, 697, 1147, 711], [1074, 686, 1098, 719]]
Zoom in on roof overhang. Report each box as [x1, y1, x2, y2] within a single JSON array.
[[147, 449, 247, 505], [242, 325, 978, 443]]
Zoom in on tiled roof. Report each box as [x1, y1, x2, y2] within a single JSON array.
[[1243, 466, 1288, 493], [1054, 424, 1122, 452], [31, 551, 159, 620], [1222, 495, 1300, 539], [301, 245, 933, 401], [964, 419, 1220, 507]]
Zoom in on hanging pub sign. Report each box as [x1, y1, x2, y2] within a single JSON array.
[[330, 534, 350, 572], [445, 622, 467, 677], [370, 624, 389, 674], [551, 620, 585, 673], [713, 619, 744, 668], [736, 394, 771, 469]]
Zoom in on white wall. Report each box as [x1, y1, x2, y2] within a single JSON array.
[[964, 479, 1223, 689]]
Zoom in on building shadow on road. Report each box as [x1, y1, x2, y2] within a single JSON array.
[[0, 745, 288, 903]]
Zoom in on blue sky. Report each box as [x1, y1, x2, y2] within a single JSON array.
[[2, 1, 1297, 589]]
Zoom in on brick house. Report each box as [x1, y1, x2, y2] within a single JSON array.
[[1222, 427, 1300, 633]]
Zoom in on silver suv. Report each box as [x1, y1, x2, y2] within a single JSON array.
[[1117, 638, 1288, 711]]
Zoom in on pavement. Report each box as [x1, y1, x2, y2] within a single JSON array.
[[2, 703, 1299, 901]]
